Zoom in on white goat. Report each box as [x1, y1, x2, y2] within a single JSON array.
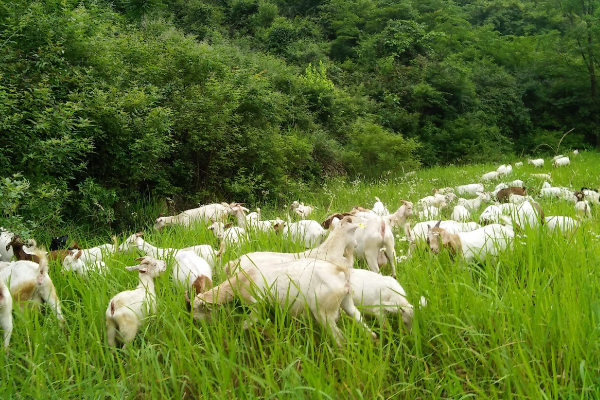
[[575, 200, 592, 219], [531, 173, 552, 181], [551, 155, 564, 162], [514, 162, 523, 167], [450, 205, 471, 222], [501, 198, 545, 228], [154, 203, 231, 231], [105, 257, 166, 347], [372, 197, 389, 216], [418, 194, 447, 208], [350, 269, 423, 330], [418, 205, 443, 220], [482, 171, 500, 181], [479, 204, 503, 225], [230, 204, 282, 233], [0, 279, 12, 352], [427, 220, 514, 263], [353, 218, 397, 277], [582, 189, 600, 205], [455, 184, 484, 196], [208, 222, 247, 247], [553, 156, 570, 167], [289, 201, 314, 219], [497, 164, 512, 175], [275, 220, 328, 249], [457, 192, 491, 212], [173, 251, 213, 295], [186, 258, 377, 348], [410, 220, 480, 245], [545, 216, 579, 233], [528, 159, 545, 167], [573, 149, 579, 155], [0, 251, 65, 328]]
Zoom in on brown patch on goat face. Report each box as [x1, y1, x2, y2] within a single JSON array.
[[224, 222, 233, 230], [48, 249, 71, 262], [574, 191, 585, 202], [428, 227, 461, 257]]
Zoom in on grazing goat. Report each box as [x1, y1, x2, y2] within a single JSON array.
[[497, 163, 512, 175], [528, 159, 544, 167], [105, 257, 166, 348], [450, 205, 471, 222], [274, 220, 328, 249], [496, 187, 527, 203], [350, 269, 424, 331], [174, 251, 213, 295], [229, 204, 282, 233], [479, 204, 503, 225], [457, 192, 491, 212], [581, 188, 600, 205], [410, 220, 480, 245], [353, 218, 397, 277], [545, 216, 579, 234], [531, 173, 552, 181], [455, 184, 484, 196], [481, 171, 500, 181], [289, 201, 314, 219], [553, 156, 570, 167], [154, 203, 231, 231], [0, 250, 65, 326], [514, 162, 523, 167], [186, 257, 376, 348], [551, 154, 564, 162], [208, 222, 247, 247], [575, 200, 592, 219], [427, 220, 514, 263]]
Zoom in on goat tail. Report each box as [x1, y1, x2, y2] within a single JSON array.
[[33, 249, 48, 277]]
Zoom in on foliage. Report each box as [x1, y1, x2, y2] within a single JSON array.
[[0, 0, 599, 229]]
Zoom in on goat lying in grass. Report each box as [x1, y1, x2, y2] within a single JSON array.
[[154, 203, 232, 231]]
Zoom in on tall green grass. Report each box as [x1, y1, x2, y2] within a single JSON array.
[[2, 153, 600, 398]]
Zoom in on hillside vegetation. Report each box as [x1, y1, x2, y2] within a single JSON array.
[[1, 0, 599, 232], [1, 155, 599, 398]]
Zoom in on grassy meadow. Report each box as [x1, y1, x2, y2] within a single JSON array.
[[2, 152, 600, 399]]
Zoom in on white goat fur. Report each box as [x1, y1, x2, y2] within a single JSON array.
[[455, 184, 484, 196], [189, 258, 376, 347], [450, 205, 471, 222], [0, 279, 12, 352], [528, 159, 544, 167], [105, 257, 166, 347], [154, 203, 230, 231]]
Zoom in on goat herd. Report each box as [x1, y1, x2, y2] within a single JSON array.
[[0, 150, 595, 352]]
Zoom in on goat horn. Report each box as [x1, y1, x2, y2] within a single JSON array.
[[435, 220, 442, 228]]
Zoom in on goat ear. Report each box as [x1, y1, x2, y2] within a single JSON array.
[[135, 256, 148, 264], [139, 268, 148, 274], [209, 218, 215, 224], [427, 224, 432, 231], [125, 265, 140, 271], [75, 250, 82, 259], [224, 222, 233, 229]]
